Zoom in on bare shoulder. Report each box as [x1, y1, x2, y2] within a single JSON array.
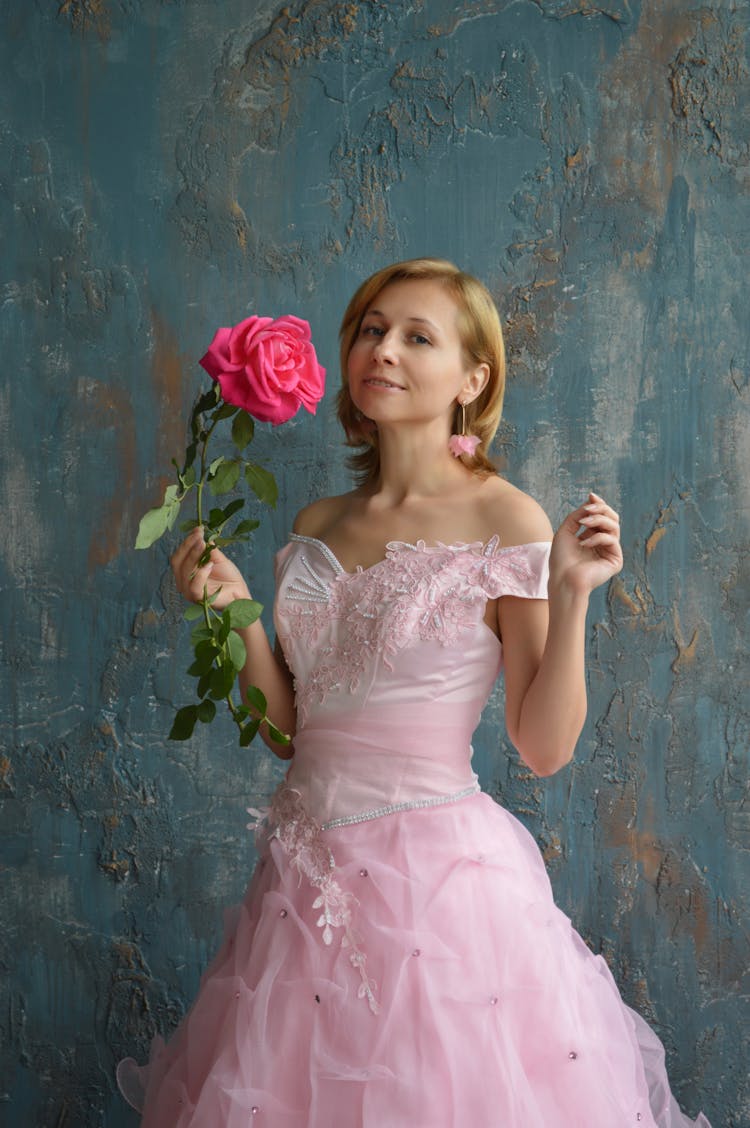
[[292, 492, 357, 538], [478, 476, 553, 546]]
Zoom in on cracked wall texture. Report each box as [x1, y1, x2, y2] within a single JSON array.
[[1, 1, 748, 1124]]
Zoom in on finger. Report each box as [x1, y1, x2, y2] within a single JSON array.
[[586, 493, 620, 522], [578, 512, 620, 534], [183, 560, 215, 600], [170, 525, 205, 569], [576, 530, 623, 554]]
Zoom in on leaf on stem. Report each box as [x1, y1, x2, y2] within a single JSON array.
[[233, 518, 260, 538], [169, 705, 199, 741], [217, 610, 232, 646], [197, 699, 217, 723], [135, 484, 182, 549], [245, 684, 268, 715], [245, 462, 278, 507], [210, 459, 242, 496], [214, 402, 240, 422], [193, 385, 221, 418], [209, 663, 236, 700], [227, 599, 263, 628], [190, 624, 214, 647], [232, 411, 255, 451], [227, 630, 247, 672], [239, 717, 261, 747], [183, 604, 205, 621], [266, 721, 291, 745]]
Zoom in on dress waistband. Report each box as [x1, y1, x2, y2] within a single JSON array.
[[320, 780, 481, 830]]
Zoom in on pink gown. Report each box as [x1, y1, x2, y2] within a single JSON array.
[[118, 535, 711, 1127]]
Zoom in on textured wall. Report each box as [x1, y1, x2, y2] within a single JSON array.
[[1, 1, 748, 1125]]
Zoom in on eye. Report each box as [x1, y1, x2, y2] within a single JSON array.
[[411, 333, 431, 345], [360, 323, 384, 337]]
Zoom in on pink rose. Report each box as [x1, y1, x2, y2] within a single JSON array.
[[448, 433, 481, 457], [199, 315, 326, 425]]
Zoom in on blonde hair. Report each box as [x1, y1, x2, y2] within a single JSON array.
[[337, 258, 506, 485]]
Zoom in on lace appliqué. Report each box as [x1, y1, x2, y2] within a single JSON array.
[[280, 535, 539, 722], [258, 782, 380, 1015]]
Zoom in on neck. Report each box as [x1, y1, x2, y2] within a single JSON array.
[[369, 421, 471, 504]]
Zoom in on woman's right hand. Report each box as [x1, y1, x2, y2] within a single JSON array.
[[170, 527, 252, 611]]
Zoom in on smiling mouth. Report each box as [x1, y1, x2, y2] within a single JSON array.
[[363, 377, 404, 389]]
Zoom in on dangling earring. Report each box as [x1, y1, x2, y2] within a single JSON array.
[[448, 400, 481, 457]]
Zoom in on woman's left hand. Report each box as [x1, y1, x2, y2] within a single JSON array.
[[549, 491, 623, 597]]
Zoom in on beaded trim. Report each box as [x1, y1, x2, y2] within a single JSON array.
[[289, 533, 345, 574], [321, 781, 481, 830]]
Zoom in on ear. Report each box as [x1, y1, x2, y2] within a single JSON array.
[[461, 363, 490, 405]]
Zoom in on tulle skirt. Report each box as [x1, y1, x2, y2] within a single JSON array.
[[117, 791, 710, 1127]]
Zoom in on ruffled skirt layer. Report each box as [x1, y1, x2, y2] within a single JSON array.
[[117, 792, 710, 1127]]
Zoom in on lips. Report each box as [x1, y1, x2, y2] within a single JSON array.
[[363, 375, 404, 390]]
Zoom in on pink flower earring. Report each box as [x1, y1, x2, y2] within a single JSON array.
[[448, 401, 481, 457]]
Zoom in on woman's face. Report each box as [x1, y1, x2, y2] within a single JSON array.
[[346, 278, 482, 430]]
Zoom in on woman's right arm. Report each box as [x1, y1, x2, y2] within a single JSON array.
[[170, 527, 296, 759]]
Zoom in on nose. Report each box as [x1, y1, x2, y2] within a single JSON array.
[[373, 330, 397, 364]]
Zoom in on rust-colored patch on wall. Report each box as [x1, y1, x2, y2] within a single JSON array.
[[668, 8, 749, 165], [150, 307, 190, 470], [78, 381, 136, 572], [671, 607, 699, 672], [0, 755, 12, 792], [57, 0, 111, 39]]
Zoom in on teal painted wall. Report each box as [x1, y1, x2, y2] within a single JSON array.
[[1, 1, 747, 1124]]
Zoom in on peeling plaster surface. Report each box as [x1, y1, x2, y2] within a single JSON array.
[[1, 1, 748, 1124]]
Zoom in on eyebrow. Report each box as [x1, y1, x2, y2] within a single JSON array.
[[365, 310, 441, 334]]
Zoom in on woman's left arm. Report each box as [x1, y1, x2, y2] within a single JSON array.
[[499, 493, 623, 777]]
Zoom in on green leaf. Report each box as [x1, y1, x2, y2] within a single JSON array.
[[177, 465, 196, 491], [187, 640, 219, 676], [232, 411, 255, 451], [197, 699, 217, 723], [227, 630, 247, 672], [210, 459, 241, 496], [217, 610, 232, 645], [239, 717, 261, 747], [244, 462, 278, 508], [208, 455, 225, 476], [179, 518, 201, 533], [244, 684, 268, 715], [135, 498, 180, 549], [266, 721, 291, 745], [214, 401, 240, 422], [183, 604, 205, 621], [191, 624, 214, 647], [233, 518, 260, 537], [227, 599, 263, 629], [193, 385, 221, 418], [207, 498, 245, 532], [197, 672, 212, 698], [169, 705, 198, 741], [209, 663, 236, 700], [222, 497, 245, 520]]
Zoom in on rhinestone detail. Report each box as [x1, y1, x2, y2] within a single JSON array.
[[322, 782, 480, 830]]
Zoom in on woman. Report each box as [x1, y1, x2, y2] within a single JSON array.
[[118, 259, 710, 1126]]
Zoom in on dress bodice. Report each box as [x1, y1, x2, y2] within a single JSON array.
[[273, 535, 550, 825]]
